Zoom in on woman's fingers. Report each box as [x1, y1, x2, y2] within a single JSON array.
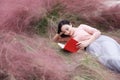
[[76, 42, 81, 45], [76, 42, 81, 48], [76, 42, 86, 49]]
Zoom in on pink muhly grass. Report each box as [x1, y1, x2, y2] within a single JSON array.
[[85, 2, 120, 30], [0, 0, 57, 33], [0, 0, 72, 80], [0, 31, 70, 80], [100, 4, 120, 30], [62, 0, 104, 17], [62, 0, 120, 30]]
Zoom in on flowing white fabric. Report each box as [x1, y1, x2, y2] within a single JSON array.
[[86, 35, 120, 72]]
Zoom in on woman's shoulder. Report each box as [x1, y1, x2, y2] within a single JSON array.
[[78, 24, 94, 29], [78, 24, 88, 28], [79, 24, 90, 27]]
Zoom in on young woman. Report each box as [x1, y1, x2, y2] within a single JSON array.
[[53, 20, 120, 73]]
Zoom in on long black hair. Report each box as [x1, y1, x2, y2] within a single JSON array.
[[57, 20, 70, 38]]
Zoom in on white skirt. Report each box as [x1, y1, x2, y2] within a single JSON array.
[[86, 35, 120, 72]]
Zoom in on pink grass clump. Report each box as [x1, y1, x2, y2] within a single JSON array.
[[100, 2, 120, 30], [62, 0, 120, 30], [62, 0, 104, 18], [85, 0, 120, 30], [0, 0, 57, 33], [0, 0, 72, 80], [0, 31, 70, 80]]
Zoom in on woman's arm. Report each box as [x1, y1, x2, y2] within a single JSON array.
[[77, 24, 101, 49], [82, 24, 101, 43], [53, 34, 70, 42], [53, 34, 60, 42]]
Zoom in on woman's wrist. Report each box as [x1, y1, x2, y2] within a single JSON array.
[[53, 34, 60, 42]]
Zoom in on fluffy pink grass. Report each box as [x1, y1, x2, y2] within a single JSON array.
[[85, 1, 120, 30], [0, 0, 57, 32], [0, 0, 119, 80], [0, 31, 70, 80], [62, 0, 120, 29], [0, 0, 72, 80], [62, 0, 104, 18], [100, 4, 120, 30]]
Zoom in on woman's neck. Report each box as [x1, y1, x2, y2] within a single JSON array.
[[70, 27, 76, 36]]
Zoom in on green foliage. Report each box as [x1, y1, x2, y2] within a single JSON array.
[[47, 3, 63, 21], [35, 17, 48, 36], [34, 3, 64, 36], [65, 14, 87, 25]]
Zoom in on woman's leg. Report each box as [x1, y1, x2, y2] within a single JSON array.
[[86, 35, 120, 72], [107, 58, 120, 73]]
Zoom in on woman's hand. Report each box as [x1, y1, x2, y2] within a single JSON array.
[[59, 32, 64, 36], [76, 41, 90, 49]]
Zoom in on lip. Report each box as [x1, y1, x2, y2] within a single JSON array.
[[69, 31, 71, 35]]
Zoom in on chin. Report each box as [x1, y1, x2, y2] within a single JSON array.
[[70, 32, 73, 36]]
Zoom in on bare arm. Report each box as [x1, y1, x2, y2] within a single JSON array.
[[53, 34, 60, 42], [81, 24, 101, 44], [53, 34, 70, 42], [77, 24, 101, 49]]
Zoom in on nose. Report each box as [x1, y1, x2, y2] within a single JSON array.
[[64, 31, 69, 35]]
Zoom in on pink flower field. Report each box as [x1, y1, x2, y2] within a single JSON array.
[[0, 0, 120, 80]]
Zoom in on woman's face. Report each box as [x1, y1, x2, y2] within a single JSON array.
[[61, 24, 73, 36]]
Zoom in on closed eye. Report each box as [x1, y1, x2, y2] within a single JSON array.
[[65, 28, 69, 31]]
